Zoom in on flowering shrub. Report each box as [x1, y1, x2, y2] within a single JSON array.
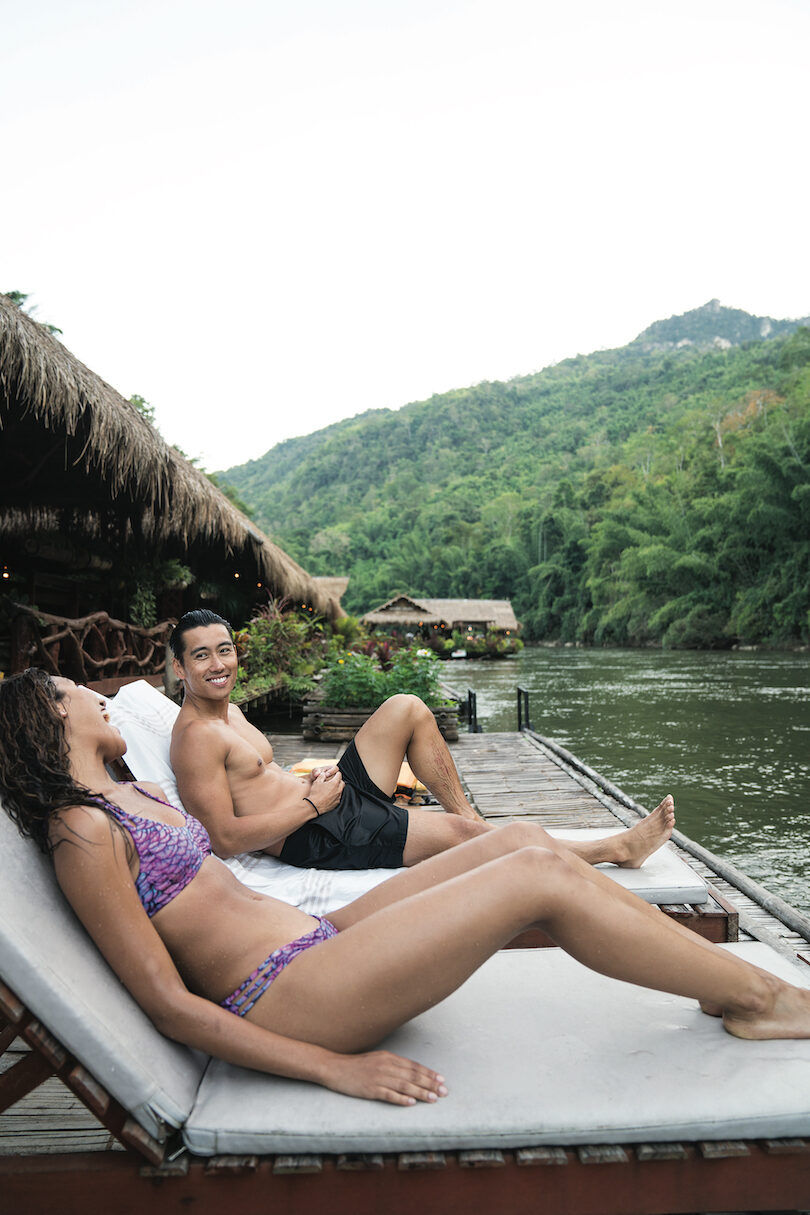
[[320, 648, 445, 709], [449, 629, 524, 658], [233, 599, 339, 704]]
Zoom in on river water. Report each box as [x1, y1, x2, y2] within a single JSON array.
[[445, 647, 810, 917]]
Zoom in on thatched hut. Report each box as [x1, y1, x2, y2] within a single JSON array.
[[311, 576, 349, 611], [362, 595, 520, 635], [0, 293, 340, 682]]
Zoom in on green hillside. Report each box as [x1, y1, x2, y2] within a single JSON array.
[[221, 303, 810, 648]]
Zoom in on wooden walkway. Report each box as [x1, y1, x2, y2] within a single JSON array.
[[3, 728, 809, 1165]]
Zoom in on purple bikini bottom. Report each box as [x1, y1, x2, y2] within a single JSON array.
[[220, 916, 339, 1017]]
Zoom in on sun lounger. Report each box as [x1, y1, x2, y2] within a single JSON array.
[[547, 827, 708, 904], [107, 680, 709, 910], [2, 797, 810, 1206], [4, 777, 810, 1215]]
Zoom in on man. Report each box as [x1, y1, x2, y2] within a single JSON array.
[[169, 610, 674, 870]]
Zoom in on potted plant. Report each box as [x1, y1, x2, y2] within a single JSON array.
[[303, 649, 459, 741]]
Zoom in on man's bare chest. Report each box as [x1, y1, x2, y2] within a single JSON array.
[[224, 719, 277, 783]]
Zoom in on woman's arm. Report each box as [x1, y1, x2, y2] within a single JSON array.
[[50, 806, 443, 1105]]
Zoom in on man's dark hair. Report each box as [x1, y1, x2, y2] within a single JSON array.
[[170, 610, 234, 662]]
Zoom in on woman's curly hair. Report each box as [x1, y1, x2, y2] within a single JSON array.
[[0, 668, 103, 854]]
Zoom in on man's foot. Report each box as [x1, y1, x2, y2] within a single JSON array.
[[612, 796, 675, 868]]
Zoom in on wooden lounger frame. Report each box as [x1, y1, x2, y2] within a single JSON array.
[[3, 971, 810, 1215], [4, 1138, 810, 1215], [0, 979, 166, 1165]]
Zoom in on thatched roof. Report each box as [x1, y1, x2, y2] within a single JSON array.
[[312, 576, 349, 607], [362, 595, 520, 632], [0, 293, 339, 619]]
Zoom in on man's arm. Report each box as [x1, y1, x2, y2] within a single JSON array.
[[171, 719, 341, 857]]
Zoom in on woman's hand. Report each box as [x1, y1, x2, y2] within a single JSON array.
[[307, 768, 344, 814], [321, 1050, 448, 1106]]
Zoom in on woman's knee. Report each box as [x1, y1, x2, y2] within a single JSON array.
[[505, 843, 575, 894], [495, 820, 553, 853]]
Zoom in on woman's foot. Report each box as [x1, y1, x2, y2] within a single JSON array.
[[723, 978, 810, 1040]]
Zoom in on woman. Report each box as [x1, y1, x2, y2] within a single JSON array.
[[1, 668, 808, 1108]]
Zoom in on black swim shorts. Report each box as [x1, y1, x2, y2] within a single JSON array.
[[278, 739, 409, 870]]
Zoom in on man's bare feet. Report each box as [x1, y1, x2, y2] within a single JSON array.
[[613, 796, 676, 868]]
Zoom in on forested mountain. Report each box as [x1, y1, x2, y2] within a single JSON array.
[[630, 299, 810, 352], [220, 303, 810, 647]]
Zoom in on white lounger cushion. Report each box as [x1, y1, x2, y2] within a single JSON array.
[[108, 681, 707, 910], [549, 828, 708, 905], [0, 805, 204, 1141], [184, 941, 810, 1155]]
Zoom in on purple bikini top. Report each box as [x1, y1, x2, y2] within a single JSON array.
[[95, 786, 212, 918]]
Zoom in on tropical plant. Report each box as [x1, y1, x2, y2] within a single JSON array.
[[319, 648, 446, 709], [233, 598, 337, 704]]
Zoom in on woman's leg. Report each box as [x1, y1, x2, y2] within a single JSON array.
[[345, 817, 742, 982], [251, 843, 810, 1052], [333, 816, 682, 938]]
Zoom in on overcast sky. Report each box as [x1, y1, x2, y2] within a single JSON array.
[[3, 0, 809, 472]]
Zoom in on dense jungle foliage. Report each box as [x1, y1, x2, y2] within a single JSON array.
[[221, 304, 810, 648]]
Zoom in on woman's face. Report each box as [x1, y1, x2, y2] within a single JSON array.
[[51, 677, 125, 754]]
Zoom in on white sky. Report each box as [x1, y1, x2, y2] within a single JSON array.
[[3, 0, 809, 472]]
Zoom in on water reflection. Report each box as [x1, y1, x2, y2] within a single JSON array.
[[448, 648, 810, 916]]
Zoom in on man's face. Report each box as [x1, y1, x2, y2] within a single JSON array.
[[173, 623, 238, 700]]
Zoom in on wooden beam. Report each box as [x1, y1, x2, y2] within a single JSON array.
[[2, 1142, 809, 1215]]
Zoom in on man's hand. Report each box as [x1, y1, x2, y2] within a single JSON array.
[[306, 765, 340, 783], [321, 1050, 448, 1106], [306, 768, 344, 815]]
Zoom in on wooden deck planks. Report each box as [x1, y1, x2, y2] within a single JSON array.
[[451, 733, 626, 828], [0, 1040, 119, 1155]]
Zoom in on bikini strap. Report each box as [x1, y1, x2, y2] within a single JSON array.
[[131, 784, 182, 812]]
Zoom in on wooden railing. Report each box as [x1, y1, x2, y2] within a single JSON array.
[[7, 603, 174, 689]]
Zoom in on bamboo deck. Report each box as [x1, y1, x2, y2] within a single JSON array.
[[3, 727, 809, 1178]]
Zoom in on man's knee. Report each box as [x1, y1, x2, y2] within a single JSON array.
[[389, 692, 430, 716], [375, 693, 432, 731]]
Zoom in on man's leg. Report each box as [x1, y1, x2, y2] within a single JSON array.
[[401, 807, 491, 864], [352, 694, 479, 820], [353, 695, 676, 866], [398, 797, 674, 868]]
